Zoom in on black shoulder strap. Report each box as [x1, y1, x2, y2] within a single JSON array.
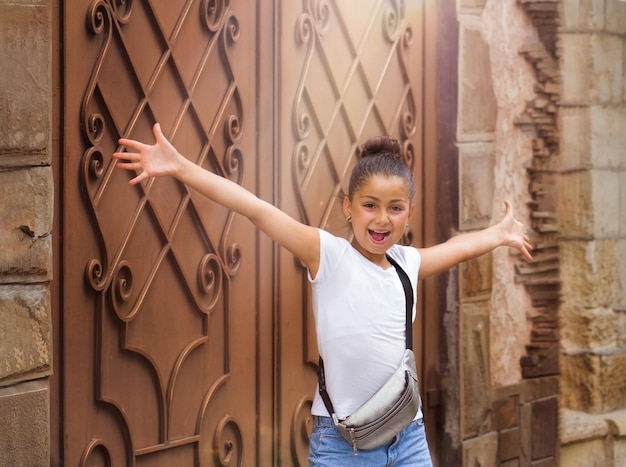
[[318, 255, 415, 419]]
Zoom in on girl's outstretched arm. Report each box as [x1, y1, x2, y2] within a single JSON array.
[[417, 200, 533, 280], [113, 123, 321, 275]]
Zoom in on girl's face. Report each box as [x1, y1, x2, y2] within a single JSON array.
[[343, 174, 414, 265]]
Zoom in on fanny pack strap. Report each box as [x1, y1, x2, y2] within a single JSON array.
[[318, 254, 415, 420]]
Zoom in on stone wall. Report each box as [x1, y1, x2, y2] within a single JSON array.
[[558, 0, 626, 465], [0, 0, 53, 466]]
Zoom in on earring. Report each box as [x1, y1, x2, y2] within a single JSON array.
[[346, 215, 352, 223], [405, 223, 409, 228]]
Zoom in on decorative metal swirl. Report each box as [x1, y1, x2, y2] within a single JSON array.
[[198, 253, 223, 311], [82, 0, 133, 145], [383, 0, 404, 43], [85, 258, 107, 292], [402, 139, 414, 170], [213, 416, 244, 466], [202, 0, 230, 33], [79, 438, 112, 467], [224, 13, 240, 44], [110, 261, 135, 322], [304, 0, 330, 35], [290, 397, 313, 467]]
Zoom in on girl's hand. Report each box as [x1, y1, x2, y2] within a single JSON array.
[[499, 199, 534, 262], [113, 123, 182, 185]]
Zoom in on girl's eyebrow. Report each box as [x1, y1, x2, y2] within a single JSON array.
[[359, 194, 408, 204]]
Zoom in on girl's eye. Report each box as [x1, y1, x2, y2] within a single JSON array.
[[391, 205, 404, 212], [363, 203, 376, 209]]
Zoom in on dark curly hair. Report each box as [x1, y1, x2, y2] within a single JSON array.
[[347, 136, 415, 202]]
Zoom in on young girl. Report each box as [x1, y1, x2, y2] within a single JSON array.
[[113, 123, 533, 466]]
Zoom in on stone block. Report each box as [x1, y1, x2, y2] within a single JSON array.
[[522, 376, 559, 403], [618, 305, 626, 349], [0, 167, 53, 283], [560, 240, 624, 309], [0, 285, 52, 385], [589, 34, 624, 103], [621, 173, 626, 237], [560, 353, 602, 412], [492, 395, 519, 431], [561, 352, 626, 413], [0, 380, 49, 467], [598, 352, 626, 412], [499, 427, 520, 462], [560, 33, 593, 105], [560, 106, 626, 171], [590, 106, 626, 169], [560, 437, 607, 466], [557, 171, 593, 236], [560, 306, 618, 352], [606, 0, 626, 34], [560, 408, 609, 445], [459, 252, 493, 302], [462, 432, 498, 467], [457, 18, 497, 141], [531, 397, 558, 460], [560, 0, 605, 31], [457, 0, 487, 13], [0, 3, 50, 164], [458, 142, 495, 230], [460, 302, 492, 438], [560, 33, 624, 105]]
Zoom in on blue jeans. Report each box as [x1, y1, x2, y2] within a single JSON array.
[[308, 416, 433, 466]]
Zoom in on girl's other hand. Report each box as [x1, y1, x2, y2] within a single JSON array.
[[113, 123, 182, 185], [499, 200, 534, 262]]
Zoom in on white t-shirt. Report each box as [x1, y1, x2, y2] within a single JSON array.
[[309, 229, 422, 419]]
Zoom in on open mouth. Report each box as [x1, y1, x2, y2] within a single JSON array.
[[368, 229, 390, 244]]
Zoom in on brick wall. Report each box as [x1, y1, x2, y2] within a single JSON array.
[[0, 1, 53, 466]]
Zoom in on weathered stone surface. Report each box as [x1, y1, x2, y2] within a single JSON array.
[[531, 397, 558, 459], [499, 427, 520, 462], [560, 306, 619, 352], [561, 352, 626, 413], [560, 0, 605, 31], [560, 239, 625, 308], [0, 3, 50, 163], [458, 142, 495, 230], [492, 395, 519, 431], [561, 408, 609, 445], [460, 301, 492, 439], [560, 33, 624, 105], [0, 167, 53, 282], [618, 305, 626, 349], [560, 437, 608, 467], [606, 0, 626, 34], [0, 285, 52, 385], [590, 106, 626, 169], [0, 380, 49, 467], [463, 432, 498, 467], [459, 252, 493, 302], [457, 18, 497, 141], [522, 375, 559, 403], [458, 0, 487, 12], [560, 106, 626, 171], [561, 353, 601, 412]]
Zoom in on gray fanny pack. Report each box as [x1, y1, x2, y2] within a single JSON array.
[[317, 255, 421, 452]]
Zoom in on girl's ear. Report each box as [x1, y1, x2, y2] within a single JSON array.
[[342, 195, 351, 218], [407, 204, 415, 221]]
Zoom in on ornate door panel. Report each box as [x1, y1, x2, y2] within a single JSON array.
[[59, 0, 434, 466], [275, 2, 426, 465], [61, 1, 265, 465]]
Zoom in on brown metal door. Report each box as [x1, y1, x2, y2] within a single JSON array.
[[274, 2, 427, 465], [58, 1, 433, 466], [60, 1, 267, 465]]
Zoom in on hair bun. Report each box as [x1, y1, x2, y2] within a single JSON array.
[[360, 136, 401, 159]]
